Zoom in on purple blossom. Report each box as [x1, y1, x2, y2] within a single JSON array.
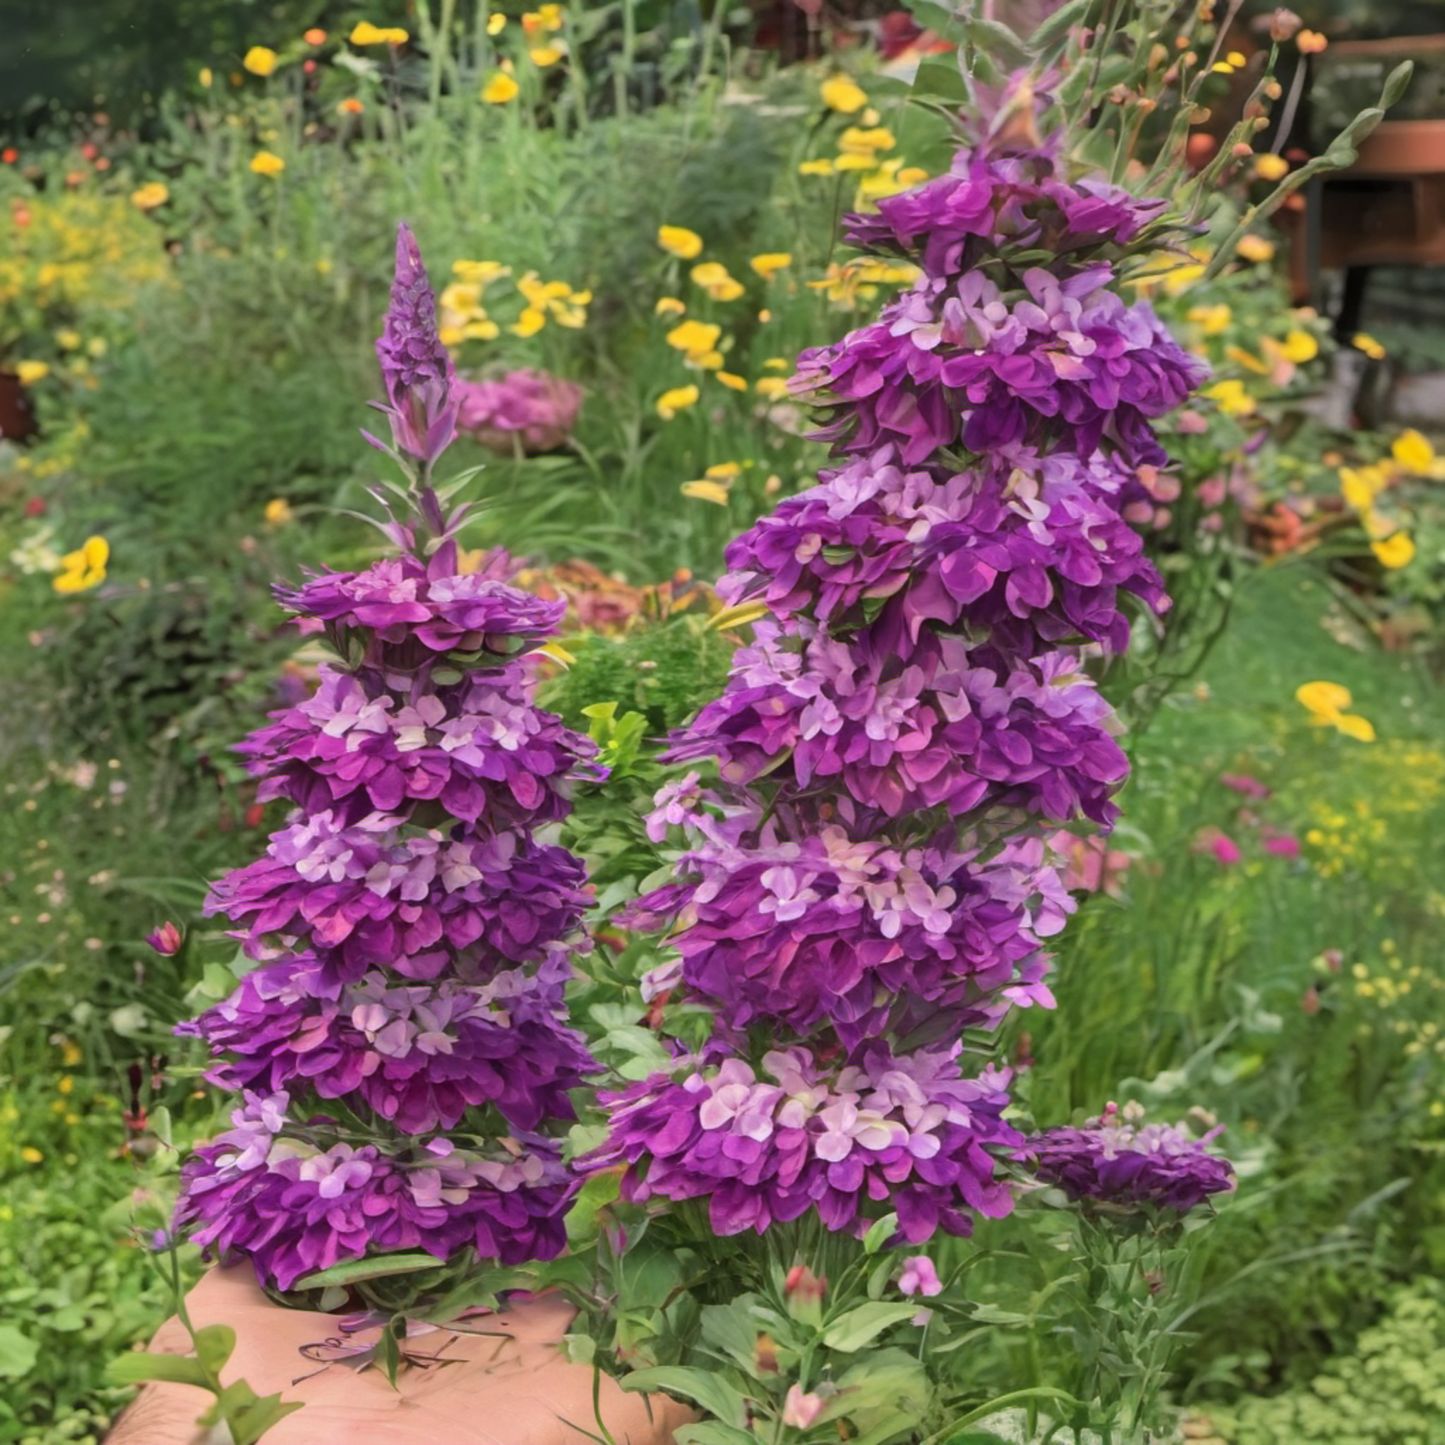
[[1022, 1104, 1235, 1214], [589, 1046, 1020, 1242], [279, 548, 566, 675], [182, 952, 595, 1135], [843, 149, 1169, 280], [627, 822, 1070, 1048], [240, 663, 598, 829], [206, 809, 590, 982], [792, 266, 1206, 468], [175, 1092, 572, 1290], [720, 443, 1166, 655], [666, 621, 1128, 827], [371, 224, 459, 465], [455, 370, 584, 455]]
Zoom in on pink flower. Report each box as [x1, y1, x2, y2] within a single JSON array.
[[782, 1384, 825, 1429], [1263, 833, 1300, 859], [898, 1255, 943, 1297], [1220, 772, 1271, 800], [454, 370, 583, 454]]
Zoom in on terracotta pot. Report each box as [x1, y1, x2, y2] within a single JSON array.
[[0, 370, 37, 443], [106, 1264, 692, 1445]]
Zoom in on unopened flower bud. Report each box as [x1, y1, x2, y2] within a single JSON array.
[[145, 921, 182, 955], [782, 1386, 825, 1430], [1269, 7, 1302, 42], [1231, 143, 1254, 159]]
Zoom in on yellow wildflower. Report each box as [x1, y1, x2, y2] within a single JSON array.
[[756, 376, 790, 400], [488, 13, 507, 35], [820, 75, 867, 113], [1339, 465, 1385, 512], [1226, 344, 1269, 375], [511, 307, 546, 337], [1235, 234, 1275, 263], [833, 153, 876, 172], [481, 71, 519, 103], [1353, 332, 1386, 360], [452, 259, 510, 285], [130, 181, 169, 211], [666, 319, 721, 360], [706, 462, 741, 480], [55, 329, 81, 350], [690, 261, 744, 302], [522, 4, 563, 33], [15, 360, 49, 385], [1296, 680, 1375, 742], [1203, 379, 1255, 416], [264, 498, 294, 526], [798, 159, 835, 177], [1281, 328, 1319, 363], [681, 480, 732, 505], [658, 225, 704, 259], [838, 126, 896, 158], [655, 296, 686, 317], [716, 371, 748, 391], [20, 1147, 42, 1164], [53, 536, 109, 594], [1254, 153, 1290, 181], [199, 67, 214, 87], [243, 46, 278, 76], [657, 385, 700, 419], [1372, 532, 1416, 569], [530, 46, 564, 66], [1391, 428, 1435, 475], [350, 22, 409, 45], [249, 150, 286, 177], [1187, 304, 1232, 336], [750, 253, 792, 280], [762, 357, 789, 371]]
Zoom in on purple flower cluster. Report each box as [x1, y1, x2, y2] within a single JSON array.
[[667, 623, 1127, 826], [175, 1092, 571, 1290], [720, 446, 1165, 656], [593, 1047, 1019, 1241], [1022, 1105, 1235, 1214], [593, 111, 1229, 1241], [174, 225, 599, 1294]]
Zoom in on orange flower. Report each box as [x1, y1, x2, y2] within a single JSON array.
[[303, 28, 327, 45], [338, 97, 364, 115]]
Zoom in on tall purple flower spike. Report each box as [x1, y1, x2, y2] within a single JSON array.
[[369, 223, 460, 466], [591, 99, 1227, 1240], [172, 227, 600, 1293]]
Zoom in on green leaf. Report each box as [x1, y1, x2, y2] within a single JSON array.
[[564, 1166, 623, 1243], [862, 1214, 898, 1254], [0, 1326, 38, 1381], [620, 1365, 750, 1426], [1031, 0, 1095, 52], [215, 1383, 306, 1445], [912, 54, 970, 108], [674, 1425, 762, 1445], [192, 1323, 235, 1376], [821, 1302, 922, 1352], [293, 1252, 447, 1289], [106, 1350, 211, 1388], [964, 17, 1027, 62]]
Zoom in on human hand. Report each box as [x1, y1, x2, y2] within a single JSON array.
[[106, 1262, 691, 1444]]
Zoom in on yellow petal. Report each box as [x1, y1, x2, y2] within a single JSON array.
[[1371, 531, 1416, 569], [655, 296, 686, 317], [665, 319, 721, 355], [1235, 234, 1275, 263], [1339, 468, 1377, 513], [657, 225, 703, 259], [755, 376, 790, 400], [511, 307, 546, 337], [488, 12, 507, 34], [681, 480, 732, 505], [81, 536, 110, 570], [1281, 328, 1319, 363], [820, 76, 867, 113], [798, 159, 835, 177], [1254, 153, 1289, 181], [715, 371, 747, 391], [481, 72, 519, 103], [708, 600, 771, 631], [243, 46, 278, 77], [14, 360, 49, 385], [1334, 713, 1376, 743], [1296, 680, 1352, 718], [1352, 332, 1386, 360], [750, 252, 792, 279], [538, 640, 575, 665], [705, 462, 741, 480], [1391, 428, 1435, 475], [529, 45, 564, 66], [656, 385, 700, 419], [249, 150, 286, 176]]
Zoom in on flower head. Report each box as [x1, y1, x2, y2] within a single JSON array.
[[249, 150, 286, 177], [897, 1255, 943, 1297], [372, 223, 459, 465], [243, 46, 278, 77], [658, 225, 704, 259], [53, 536, 108, 594]]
